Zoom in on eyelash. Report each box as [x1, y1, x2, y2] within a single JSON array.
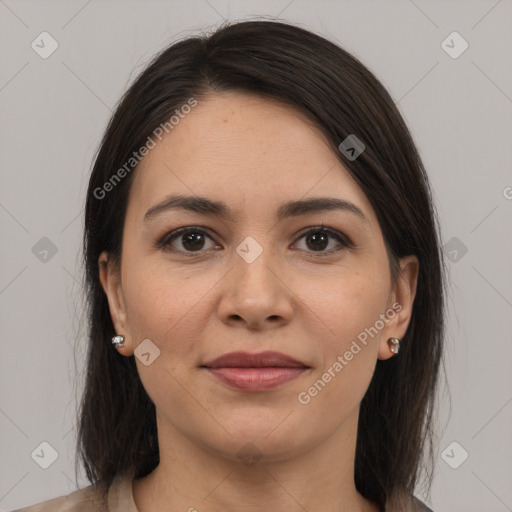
[[156, 224, 354, 258]]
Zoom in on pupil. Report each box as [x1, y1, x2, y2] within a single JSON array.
[[183, 232, 204, 251], [307, 232, 328, 251]]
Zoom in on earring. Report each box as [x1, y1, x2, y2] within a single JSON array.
[[387, 337, 400, 355], [112, 334, 125, 349]]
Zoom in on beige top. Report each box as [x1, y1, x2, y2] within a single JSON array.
[[12, 468, 138, 512], [12, 468, 434, 512]]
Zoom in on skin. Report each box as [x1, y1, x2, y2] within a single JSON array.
[[99, 92, 418, 512]]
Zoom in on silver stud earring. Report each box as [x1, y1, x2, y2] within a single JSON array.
[[112, 335, 125, 349], [387, 337, 400, 355]]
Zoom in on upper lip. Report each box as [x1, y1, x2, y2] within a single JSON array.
[[201, 351, 309, 369]]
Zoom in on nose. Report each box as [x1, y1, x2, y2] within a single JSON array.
[[217, 242, 294, 330]]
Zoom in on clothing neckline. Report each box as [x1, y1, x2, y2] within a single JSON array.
[[104, 468, 430, 512], [107, 466, 139, 511]]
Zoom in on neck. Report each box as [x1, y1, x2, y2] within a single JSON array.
[[132, 408, 380, 512]]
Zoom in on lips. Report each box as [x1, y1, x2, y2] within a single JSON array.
[[202, 351, 308, 369], [201, 351, 310, 392]]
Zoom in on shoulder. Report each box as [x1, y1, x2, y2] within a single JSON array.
[[410, 494, 434, 512], [10, 482, 108, 512], [10, 467, 138, 512]]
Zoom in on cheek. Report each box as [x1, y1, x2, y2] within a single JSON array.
[[295, 268, 389, 410], [296, 278, 385, 424], [121, 257, 215, 357], [305, 269, 390, 350], [120, 259, 217, 416]]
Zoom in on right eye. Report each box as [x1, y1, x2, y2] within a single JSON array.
[[157, 226, 222, 255]]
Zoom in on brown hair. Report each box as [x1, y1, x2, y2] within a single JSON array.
[[76, 19, 446, 510]]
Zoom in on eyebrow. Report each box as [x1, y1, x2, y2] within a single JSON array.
[[143, 194, 368, 224]]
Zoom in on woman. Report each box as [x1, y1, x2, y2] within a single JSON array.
[[15, 19, 445, 512]]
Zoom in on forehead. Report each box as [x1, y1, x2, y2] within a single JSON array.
[[126, 92, 376, 225]]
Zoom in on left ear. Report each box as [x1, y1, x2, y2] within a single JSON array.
[[378, 255, 419, 360]]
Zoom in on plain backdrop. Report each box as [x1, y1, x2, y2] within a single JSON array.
[[1, 1, 511, 511]]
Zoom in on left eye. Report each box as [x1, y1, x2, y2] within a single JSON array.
[[293, 227, 351, 254], [158, 226, 351, 255]]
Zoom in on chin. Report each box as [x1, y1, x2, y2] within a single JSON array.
[[210, 435, 302, 466], [207, 417, 315, 462]]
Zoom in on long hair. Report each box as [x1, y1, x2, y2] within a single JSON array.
[[76, 19, 446, 510]]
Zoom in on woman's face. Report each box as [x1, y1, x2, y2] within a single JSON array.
[[100, 92, 418, 463]]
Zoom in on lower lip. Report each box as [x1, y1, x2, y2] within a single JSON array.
[[205, 367, 308, 391]]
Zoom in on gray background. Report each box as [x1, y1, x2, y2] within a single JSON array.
[[1, 1, 511, 511]]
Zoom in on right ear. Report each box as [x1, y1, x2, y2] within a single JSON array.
[[98, 251, 132, 353]]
